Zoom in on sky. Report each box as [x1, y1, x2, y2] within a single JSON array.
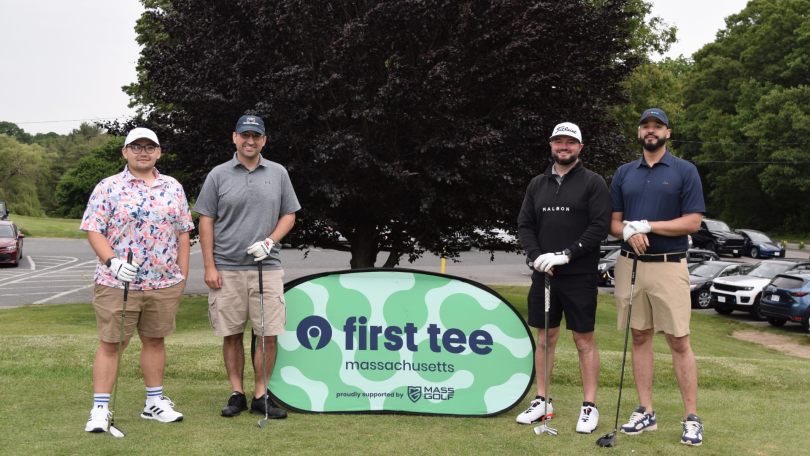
[[0, 0, 752, 136]]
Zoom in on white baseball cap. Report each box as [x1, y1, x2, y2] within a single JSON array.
[[549, 122, 582, 143], [124, 127, 160, 146]]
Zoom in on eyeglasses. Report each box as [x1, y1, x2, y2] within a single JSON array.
[[239, 132, 264, 140], [127, 144, 159, 154]]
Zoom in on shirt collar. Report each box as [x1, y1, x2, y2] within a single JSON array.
[[635, 149, 674, 168], [123, 165, 162, 185], [231, 152, 269, 169]]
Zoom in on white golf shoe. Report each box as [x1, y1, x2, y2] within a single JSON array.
[[141, 395, 184, 423], [516, 397, 553, 424], [85, 405, 110, 433], [576, 405, 599, 434]]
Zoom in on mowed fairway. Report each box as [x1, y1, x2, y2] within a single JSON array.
[[1, 287, 808, 455]]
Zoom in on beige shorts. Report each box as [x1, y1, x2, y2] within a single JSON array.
[[614, 253, 691, 337], [208, 269, 287, 337], [93, 281, 186, 343]]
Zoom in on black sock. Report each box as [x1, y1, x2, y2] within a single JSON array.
[[583, 401, 596, 408], [535, 395, 545, 402]]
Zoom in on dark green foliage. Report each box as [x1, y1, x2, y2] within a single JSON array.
[[54, 137, 126, 219], [112, 0, 644, 268]]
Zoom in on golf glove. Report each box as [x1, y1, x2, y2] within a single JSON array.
[[622, 220, 651, 241], [534, 252, 570, 272], [108, 257, 139, 283], [247, 237, 274, 261]]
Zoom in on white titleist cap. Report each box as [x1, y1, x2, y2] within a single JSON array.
[[549, 122, 582, 143], [124, 127, 160, 146]]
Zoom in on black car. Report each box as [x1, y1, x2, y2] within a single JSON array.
[[688, 261, 753, 309], [691, 218, 745, 257], [602, 249, 720, 287], [734, 229, 786, 259]]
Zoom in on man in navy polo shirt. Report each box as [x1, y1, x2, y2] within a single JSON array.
[[609, 109, 705, 446]]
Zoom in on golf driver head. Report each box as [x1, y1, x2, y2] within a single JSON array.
[[596, 431, 617, 447], [109, 425, 125, 438], [534, 424, 558, 436], [258, 418, 267, 428]]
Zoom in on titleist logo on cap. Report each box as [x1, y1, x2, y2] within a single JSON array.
[[554, 126, 577, 135]]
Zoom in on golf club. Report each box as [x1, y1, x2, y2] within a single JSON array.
[[596, 256, 638, 448], [534, 273, 558, 436], [109, 251, 133, 438], [257, 260, 269, 428]]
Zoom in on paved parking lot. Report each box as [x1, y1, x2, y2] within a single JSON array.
[[2, 239, 807, 336]]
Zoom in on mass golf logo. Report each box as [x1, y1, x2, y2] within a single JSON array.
[[270, 270, 535, 417], [296, 315, 332, 350], [408, 386, 421, 403]]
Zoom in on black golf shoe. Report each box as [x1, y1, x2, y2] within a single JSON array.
[[251, 394, 288, 419], [221, 391, 248, 417]]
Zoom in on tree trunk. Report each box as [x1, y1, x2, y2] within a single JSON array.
[[382, 247, 402, 268], [348, 227, 380, 269]]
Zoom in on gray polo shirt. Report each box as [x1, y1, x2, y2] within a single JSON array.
[[194, 153, 301, 270]]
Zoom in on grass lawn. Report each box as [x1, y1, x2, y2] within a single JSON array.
[[2, 286, 808, 455], [9, 214, 85, 239]]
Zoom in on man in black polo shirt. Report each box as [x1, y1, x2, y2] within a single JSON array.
[[516, 122, 611, 434], [609, 109, 706, 446]]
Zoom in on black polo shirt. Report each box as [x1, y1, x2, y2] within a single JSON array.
[[610, 150, 705, 254]]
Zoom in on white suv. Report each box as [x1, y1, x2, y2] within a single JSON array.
[[711, 260, 810, 320]]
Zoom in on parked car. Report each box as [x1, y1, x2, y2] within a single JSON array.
[[600, 244, 621, 258], [688, 261, 753, 309], [760, 273, 810, 332], [710, 259, 810, 320], [439, 233, 472, 251], [691, 218, 745, 257], [601, 234, 621, 246], [0, 220, 24, 266], [473, 228, 519, 250], [734, 229, 785, 259], [0, 200, 8, 220], [601, 249, 720, 287]]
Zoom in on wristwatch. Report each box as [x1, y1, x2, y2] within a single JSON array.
[[105, 257, 115, 268]]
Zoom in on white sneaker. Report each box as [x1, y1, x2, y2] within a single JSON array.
[[576, 405, 599, 434], [516, 397, 553, 424], [85, 405, 110, 433], [141, 395, 184, 423]]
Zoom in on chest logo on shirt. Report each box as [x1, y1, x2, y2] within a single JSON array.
[[542, 207, 570, 212], [663, 181, 670, 185]]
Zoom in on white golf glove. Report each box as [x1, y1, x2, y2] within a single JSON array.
[[534, 252, 570, 272], [108, 257, 139, 283], [622, 220, 651, 241], [247, 237, 275, 261]]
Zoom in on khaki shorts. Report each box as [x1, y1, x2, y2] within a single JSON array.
[[614, 253, 691, 337], [93, 281, 186, 343], [208, 269, 286, 337]]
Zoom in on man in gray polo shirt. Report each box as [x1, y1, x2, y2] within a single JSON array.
[[195, 115, 300, 419]]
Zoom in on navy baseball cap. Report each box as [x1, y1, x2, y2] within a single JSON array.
[[639, 108, 669, 127], [235, 115, 265, 135]]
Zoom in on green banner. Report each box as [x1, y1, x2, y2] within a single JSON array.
[[267, 269, 535, 417]]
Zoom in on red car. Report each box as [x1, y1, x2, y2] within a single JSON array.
[[0, 221, 24, 267]]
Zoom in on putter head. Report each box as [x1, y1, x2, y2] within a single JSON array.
[[258, 418, 267, 428], [596, 431, 617, 447], [533, 424, 558, 436], [109, 425, 125, 438]]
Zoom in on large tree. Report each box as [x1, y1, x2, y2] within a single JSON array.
[[115, 0, 644, 268], [677, 0, 810, 233]]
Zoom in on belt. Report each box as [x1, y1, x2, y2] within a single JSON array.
[[621, 250, 686, 263]]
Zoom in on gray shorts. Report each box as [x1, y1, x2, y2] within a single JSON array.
[[207, 269, 286, 337]]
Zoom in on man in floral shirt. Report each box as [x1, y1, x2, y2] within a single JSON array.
[[81, 127, 194, 433]]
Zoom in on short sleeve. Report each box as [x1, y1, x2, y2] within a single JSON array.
[[193, 172, 219, 218], [279, 169, 301, 216], [80, 180, 113, 234], [680, 162, 706, 215], [610, 167, 625, 213], [175, 185, 195, 232]]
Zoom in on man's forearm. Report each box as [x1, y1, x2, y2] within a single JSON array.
[[87, 231, 115, 263], [609, 213, 625, 239], [650, 213, 702, 237], [269, 213, 296, 242], [178, 232, 190, 278], [199, 216, 217, 270]]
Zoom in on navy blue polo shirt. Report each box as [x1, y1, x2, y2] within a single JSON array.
[[610, 150, 705, 254]]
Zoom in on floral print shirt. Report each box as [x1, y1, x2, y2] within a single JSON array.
[[81, 166, 194, 290]]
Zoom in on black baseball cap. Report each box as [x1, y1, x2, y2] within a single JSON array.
[[639, 108, 669, 127], [235, 115, 265, 135]]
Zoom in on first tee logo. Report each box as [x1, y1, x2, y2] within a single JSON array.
[[296, 316, 332, 350]]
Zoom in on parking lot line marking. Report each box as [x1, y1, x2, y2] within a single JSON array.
[[34, 284, 93, 304], [0, 257, 78, 284], [0, 259, 96, 288], [28, 256, 35, 270]]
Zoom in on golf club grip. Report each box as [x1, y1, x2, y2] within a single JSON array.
[[124, 251, 133, 299], [258, 260, 263, 288], [544, 273, 550, 312]]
